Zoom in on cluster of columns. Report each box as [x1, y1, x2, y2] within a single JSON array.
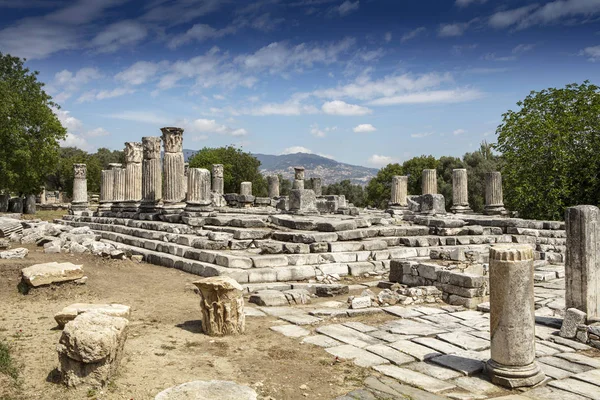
[[389, 169, 507, 214]]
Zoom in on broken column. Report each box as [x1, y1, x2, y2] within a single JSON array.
[[193, 276, 245, 336], [565, 205, 600, 321], [211, 164, 224, 194], [161, 127, 185, 221], [238, 181, 254, 207], [484, 172, 507, 215], [185, 168, 212, 215], [487, 244, 545, 388], [183, 162, 189, 199], [71, 164, 89, 214], [140, 136, 162, 216], [267, 175, 279, 198], [390, 175, 408, 208], [311, 177, 322, 196], [293, 167, 305, 190], [451, 169, 472, 213], [422, 169, 437, 195], [123, 142, 143, 213]]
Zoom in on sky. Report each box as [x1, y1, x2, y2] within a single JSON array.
[[1, 0, 600, 168]]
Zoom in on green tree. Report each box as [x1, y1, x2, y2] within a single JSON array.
[[0, 53, 66, 195], [463, 141, 503, 213], [437, 156, 465, 209], [365, 163, 403, 208], [278, 174, 292, 196], [188, 145, 267, 196], [401, 155, 438, 195], [496, 81, 600, 220], [322, 180, 366, 207]]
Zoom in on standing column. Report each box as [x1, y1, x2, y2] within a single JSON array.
[[422, 169, 437, 195], [484, 172, 507, 215], [311, 177, 322, 196], [161, 127, 185, 221], [239, 181, 254, 207], [390, 175, 408, 208], [487, 244, 545, 388], [267, 175, 280, 198], [141, 137, 162, 215], [565, 205, 600, 320], [183, 162, 189, 200], [39, 187, 46, 205], [98, 169, 114, 215], [451, 169, 472, 213], [293, 167, 305, 190], [71, 163, 88, 214], [124, 142, 143, 211], [211, 164, 224, 194], [185, 168, 212, 215], [112, 164, 125, 212]]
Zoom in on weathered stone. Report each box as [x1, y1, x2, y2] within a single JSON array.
[[54, 303, 131, 329], [249, 290, 288, 306], [0, 247, 28, 259], [193, 277, 245, 336], [422, 169, 437, 195], [560, 308, 587, 339], [289, 189, 318, 213], [484, 172, 507, 215], [154, 380, 257, 400], [390, 176, 408, 207], [21, 262, 84, 287], [57, 312, 129, 387]]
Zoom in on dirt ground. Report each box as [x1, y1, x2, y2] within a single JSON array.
[[0, 242, 395, 400]]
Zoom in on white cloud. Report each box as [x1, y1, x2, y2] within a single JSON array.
[[367, 88, 483, 106], [140, 0, 222, 25], [281, 146, 313, 155], [106, 111, 171, 125], [322, 100, 372, 116], [455, 0, 487, 6], [90, 20, 147, 53], [85, 127, 110, 138], [453, 128, 466, 135], [187, 118, 247, 136], [77, 87, 135, 103], [353, 124, 377, 133], [411, 132, 434, 138], [368, 154, 396, 167], [452, 44, 478, 55], [512, 43, 535, 54], [48, 67, 103, 103], [483, 53, 517, 62], [438, 22, 470, 37], [54, 109, 83, 133], [61, 132, 91, 151], [489, 5, 539, 29], [582, 45, 600, 61], [337, 0, 359, 16], [401, 27, 426, 42], [115, 61, 166, 85], [213, 94, 226, 100], [519, 0, 600, 29], [310, 124, 337, 138], [384, 32, 392, 42], [167, 23, 236, 49]]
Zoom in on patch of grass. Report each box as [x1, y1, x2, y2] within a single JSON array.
[[86, 388, 97, 398], [21, 210, 68, 222], [0, 342, 19, 380], [184, 341, 202, 348], [160, 344, 176, 351]]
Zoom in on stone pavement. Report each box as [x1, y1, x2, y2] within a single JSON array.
[[259, 273, 600, 400]]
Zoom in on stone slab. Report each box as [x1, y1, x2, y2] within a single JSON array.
[[154, 380, 257, 400], [430, 354, 485, 376], [372, 364, 456, 393], [269, 324, 310, 338], [571, 368, 600, 386], [556, 353, 600, 369], [387, 320, 448, 336], [405, 361, 463, 380], [383, 306, 424, 319], [437, 332, 490, 351], [548, 378, 600, 399], [21, 262, 84, 287], [389, 339, 441, 361], [365, 344, 415, 365], [278, 314, 322, 326], [301, 335, 342, 348], [325, 344, 389, 367], [54, 303, 130, 328], [316, 324, 381, 348], [523, 386, 591, 400], [538, 356, 594, 374]]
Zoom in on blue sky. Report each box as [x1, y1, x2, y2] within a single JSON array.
[[1, 0, 599, 168]]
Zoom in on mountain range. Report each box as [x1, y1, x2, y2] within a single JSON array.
[[183, 150, 378, 185]]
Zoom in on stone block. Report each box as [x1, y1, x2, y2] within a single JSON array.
[[155, 380, 257, 400], [54, 303, 131, 329], [289, 189, 317, 213], [21, 262, 84, 287], [437, 270, 487, 288], [351, 296, 372, 309], [248, 290, 288, 306], [560, 308, 587, 339]]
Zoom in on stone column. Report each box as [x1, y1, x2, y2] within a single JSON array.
[[124, 142, 143, 210], [565, 205, 600, 320], [112, 164, 125, 211], [183, 162, 189, 199], [161, 127, 185, 204], [311, 177, 322, 196], [451, 169, 472, 213], [422, 169, 437, 195], [193, 277, 245, 336], [239, 181, 254, 207], [39, 187, 46, 205], [267, 175, 279, 198], [185, 168, 212, 215], [141, 137, 162, 214], [71, 163, 88, 214], [390, 175, 408, 207], [211, 164, 224, 194], [240, 182, 252, 195], [293, 167, 305, 190], [484, 172, 507, 215], [487, 244, 545, 388]]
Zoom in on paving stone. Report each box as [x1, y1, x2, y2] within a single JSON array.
[[430, 354, 485, 376], [539, 340, 576, 353], [548, 378, 600, 399], [258, 306, 305, 316], [538, 356, 594, 374], [535, 342, 562, 357], [346, 308, 384, 317], [413, 337, 464, 355], [325, 344, 389, 367], [244, 307, 266, 317], [467, 330, 490, 341], [365, 344, 415, 365], [301, 335, 342, 348], [413, 306, 447, 315], [309, 308, 349, 318], [387, 320, 448, 336], [452, 376, 504, 395], [343, 321, 377, 333], [450, 310, 486, 320], [445, 393, 488, 400], [405, 361, 463, 380], [572, 368, 600, 386], [437, 332, 490, 351], [550, 336, 593, 351], [270, 324, 310, 338], [523, 386, 590, 400], [556, 353, 600, 369], [535, 324, 560, 340], [316, 324, 381, 348], [382, 306, 424, 319], [388, 339, 441, 361], [278, 314, 322, 326], [488, 396, 530, 400], [367, 330, 415, 343], [539, 361, 574, 380], [420, 313, 464, 325], [365, 376, 449, 400], [372, 364, 456, 393]]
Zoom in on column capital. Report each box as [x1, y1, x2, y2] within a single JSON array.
[[160, 127, 184, 153], [124, 142, 143, 164]]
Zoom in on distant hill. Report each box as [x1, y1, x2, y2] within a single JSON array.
[[183, 150, 378, 185]]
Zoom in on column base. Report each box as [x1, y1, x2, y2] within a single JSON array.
[[486, 359, 545, 388], [70, 202, 90, 215], [122, 201, 141, 212], [159, 202, 185, 223], [451, 205, 473, 214], [137, 202, 162, 220], [484, 205, 509, 216]]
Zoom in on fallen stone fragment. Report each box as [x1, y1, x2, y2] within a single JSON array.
[[57, 312, 129, 387], [249, 290, 288, 307], [560, 308, 587, 339], [54, 303, 131, 328], [315, 284, 349, 297], [193, 276, 245, 336], [154, 380, 257, 400], [0, 247, 28, 259], [21, 262, 84, 287], [350, 296, 372, 309]]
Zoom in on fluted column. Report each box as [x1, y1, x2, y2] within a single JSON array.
[[240, 182, 252, 195], [484, 172, 507, 215], [390, 175, 408, 207], [187, 168, 212, 205], [422, 169, 437, 195], [267, 175, 279, 198], [183, 162, 189, 199], [124, 142, 143, 205], [100, 170, 113, 203], [112, 166, 125, 203], [211, 164, 224, 194], [141, 137, 162, 209], [451, 169, 471, 213], [487, 245, 545, 388], [71, 164, 88, 213], [161, 127, 185, 204], [311, 177, 322, 196], [293, 167, 305, 190]]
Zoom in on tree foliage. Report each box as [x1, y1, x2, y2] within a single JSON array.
[[322, 180, 366, 207], [496, 81, 600, 220], [365, 163, 403, 208], [0, 53, 66, 195], [188, 145, 267, 196]]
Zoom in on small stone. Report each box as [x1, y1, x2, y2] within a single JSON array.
[[131, 255, 143, 263], [154, 380, 257, 400], [350, 296, 372, 309], [0, 247, 28, 259], [560, 308, 587, 339]]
